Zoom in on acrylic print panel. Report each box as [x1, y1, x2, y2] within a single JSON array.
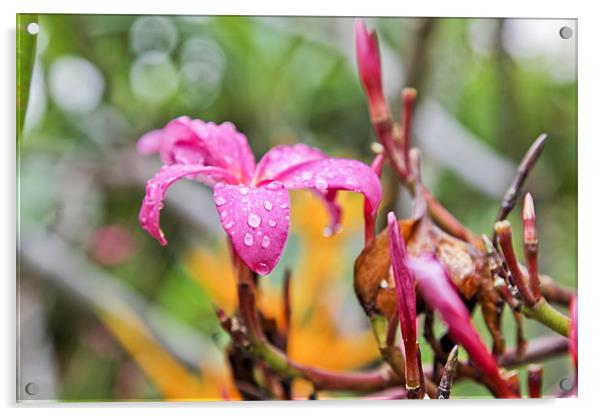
[[16, 15, 577, 401]]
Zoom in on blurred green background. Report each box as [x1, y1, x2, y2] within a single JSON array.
[[17, 15, 576, 401]]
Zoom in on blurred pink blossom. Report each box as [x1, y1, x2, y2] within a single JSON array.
[[89, 225, 135, 266]]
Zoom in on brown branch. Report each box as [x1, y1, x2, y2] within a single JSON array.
[[428, 334, 568, 384], [538, 273, 574, 306], [232, 278, 403, 393], [493, 133, 548, 238]]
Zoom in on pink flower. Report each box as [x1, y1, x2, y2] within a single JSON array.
[[355, 19, 388, 122], [409, 255, 517, 398], [137, 116, 382, 276]]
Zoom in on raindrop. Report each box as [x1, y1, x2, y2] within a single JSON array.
[[301, 171, 313, 181], [266, 181, 283, 191], [215, 196, 227, 206], [261, 235, 270, 248], [243, 233, 253, 246], [315, 177, 328, 190], [225, 221, 234, 230], [263, 201, 273, 211], [279, 202, 288, 209], [380, 279, 389, 289], [346, 177, 358, 187], [247, 213, 261, 228], [268, 219, 277, 227], [255, 263, 270, 275], [239, 187, 249, 195]]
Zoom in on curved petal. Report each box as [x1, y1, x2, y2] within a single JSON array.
[[137, 117, 256, 183], [139, 164, 236, 245], [188, 119, 256, 183], [272, 158, 382, 232], [410, 256, 517, 398], [213, 182, 290, 276], [253, 143, 326, 184]]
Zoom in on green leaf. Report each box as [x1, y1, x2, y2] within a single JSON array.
[[17, 14, 38, 138]]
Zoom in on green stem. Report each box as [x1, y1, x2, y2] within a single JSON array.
[[523, 299, 570, 337]]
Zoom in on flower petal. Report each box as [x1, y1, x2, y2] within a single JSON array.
[[253, 143, 326, 184], [139, 164, 236, 245], [136, 129, 164, 155], [272, 158, 382, 230], [138, 117, 256, 182], [409, 256, 516, 398], [213, 181, 290, 276]]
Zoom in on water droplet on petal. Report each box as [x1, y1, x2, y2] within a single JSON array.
[[215, 196, 227, 206], [315, 177, 328, 190], [239, 186, 249, 195], [243, 233, 253, 246], [301, 171, 313, 180], [247, 213, 261, 228], [322, 226, 333, 237], [263, 201, 273, 211], [380, 279, 389, 289], [268, 219, 277, 227], [225, 221, 234, 230], [279, 202, 288, 209], [255, 262, 270, 275], [265, 181, 283, 191], [261, 235, 270, 248], [345, 177, 358, 187]]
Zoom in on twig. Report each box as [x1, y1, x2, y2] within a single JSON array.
[[527, 365, 543, 398], [495, 220, 537, 307], [437, 345, 459, 399], [493, 133, 548, 236]]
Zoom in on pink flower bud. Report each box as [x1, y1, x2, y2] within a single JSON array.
[[355, 19, 388, 122]]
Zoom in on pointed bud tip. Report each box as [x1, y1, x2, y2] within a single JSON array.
[[387, 211, 398, 227], [522, 193, 536, 221]]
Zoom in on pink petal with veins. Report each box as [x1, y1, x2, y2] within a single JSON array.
[[213, 181, 290, 276], [139, 117, 256, 182], [410, 256, 516, 398], [139, 164, 236, 245], [272, 158, 382, 231], [253, 143, 326, 183], [188, 119, 256, 183]]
